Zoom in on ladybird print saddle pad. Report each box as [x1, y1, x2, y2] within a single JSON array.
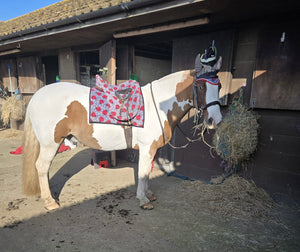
[[89, 75, 144, 127]]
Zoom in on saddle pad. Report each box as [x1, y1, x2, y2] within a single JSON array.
[[89, 75, 144, 127]]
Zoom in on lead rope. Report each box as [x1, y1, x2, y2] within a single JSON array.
[[192, 123, 216, 158], [150, 82, 209, 150], [150, 83, 167, 146]]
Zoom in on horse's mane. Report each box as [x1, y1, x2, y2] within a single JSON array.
[[157, 69, 195, 82]]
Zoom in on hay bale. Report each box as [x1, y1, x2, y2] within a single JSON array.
[[1, 96, 26, 126], [213, 103, 259, 169]]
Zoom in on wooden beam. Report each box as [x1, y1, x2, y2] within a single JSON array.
[[0, 48, 21, 56], [113, 17, 209, 38]]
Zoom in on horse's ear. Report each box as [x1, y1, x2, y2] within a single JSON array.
[[213, 56, 222, 71], [195, 53, 202, 73]]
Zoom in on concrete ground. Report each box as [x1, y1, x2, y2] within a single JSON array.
[[0, 129, 299, 251]]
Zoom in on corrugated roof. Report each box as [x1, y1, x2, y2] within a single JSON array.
[[0, 0, 131, 37]]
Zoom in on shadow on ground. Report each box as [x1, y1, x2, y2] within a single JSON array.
[[1, 176, 300, 251], [50, 148, 94, 199], [1, 146, 300, 251], [49, 148, 140, 201]]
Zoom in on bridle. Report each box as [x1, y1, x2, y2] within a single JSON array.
[[193, 77, 221, 121], [150, 74, 221, 149]]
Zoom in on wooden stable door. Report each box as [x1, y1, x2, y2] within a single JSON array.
[[17, 56, 43, 94], [99, 40, 116, 85], [251, 24, 300, 110]]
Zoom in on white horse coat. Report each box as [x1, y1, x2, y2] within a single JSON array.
[[23, 66, 222, 210]]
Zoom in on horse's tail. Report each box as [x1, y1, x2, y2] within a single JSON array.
[[23, 111, 41, 196]]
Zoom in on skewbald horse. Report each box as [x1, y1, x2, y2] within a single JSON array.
[[23, 55, 222, 210]]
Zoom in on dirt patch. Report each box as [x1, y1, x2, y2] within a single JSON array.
[[0, 129, 299, 251], [0, 128, 23, 138]]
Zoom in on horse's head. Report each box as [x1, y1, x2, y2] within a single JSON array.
[[194, 44, 222, 129]]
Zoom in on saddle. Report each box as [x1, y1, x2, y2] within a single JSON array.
[[89, 75, 144, 127]]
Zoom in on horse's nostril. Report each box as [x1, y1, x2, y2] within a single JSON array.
[[207, 117, 213, 125]]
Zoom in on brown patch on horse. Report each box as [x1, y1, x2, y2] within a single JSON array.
[[166, 70, 194, 128], [54, 101, 102, 150], [149, 71, 195, 159], [167, 103, 191, 129], [133, 144, 139, 150], [175, 70, 194, 103], [149, 120, 172, 158]]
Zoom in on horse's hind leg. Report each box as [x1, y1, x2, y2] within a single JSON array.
[[36, 144, 60, 210], [136, 146, 157, 210]]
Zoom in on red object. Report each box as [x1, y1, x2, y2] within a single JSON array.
[[151, 159, 154, 172], [99, 160, 109, 168], [58, 144, 70, 153], [10, 145, 23, 155], [9, 144, 70, 155], [151, 154, 157, 172]]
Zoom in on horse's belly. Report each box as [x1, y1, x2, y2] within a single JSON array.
[[91, 124, 128, 150]]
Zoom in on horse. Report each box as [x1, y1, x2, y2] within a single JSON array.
[[22, 54, 222, 210]]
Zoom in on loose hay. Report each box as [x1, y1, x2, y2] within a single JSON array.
[[180, 175, 275, 218], [1, 96, 26, 126], [213, 103, 259, 169]]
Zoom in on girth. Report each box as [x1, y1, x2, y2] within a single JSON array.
[[123, 126, 132, 149], [115, 88, 134, 148]]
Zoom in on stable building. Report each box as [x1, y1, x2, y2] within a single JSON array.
[[0, 0, 299, 203]]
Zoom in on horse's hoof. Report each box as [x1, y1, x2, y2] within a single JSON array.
[[146, 191, 157, 202], [45, 201, 60, 211], [141, 202, 154, 210], [148, 195, 157, 202]]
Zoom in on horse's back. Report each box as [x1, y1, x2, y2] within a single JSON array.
[[29, 82, 89, 110], [31, 82, 88, 101]]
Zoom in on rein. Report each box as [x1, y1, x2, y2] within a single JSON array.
[[168, 124, 203, 149], [150, 76, 220, 150]]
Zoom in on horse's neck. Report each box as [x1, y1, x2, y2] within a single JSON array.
[[148, 70, 194, 128]]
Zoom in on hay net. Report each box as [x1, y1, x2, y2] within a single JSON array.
[[213, 100, 259, 170]]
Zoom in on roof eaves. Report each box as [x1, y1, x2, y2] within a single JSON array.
[[0, 0, 133, 38]]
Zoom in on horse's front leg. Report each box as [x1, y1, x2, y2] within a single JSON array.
[[36, 145, 60, 210], [136, 146, 157, 210]]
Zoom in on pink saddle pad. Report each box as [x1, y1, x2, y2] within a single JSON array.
[[89, 75, 144, 127]]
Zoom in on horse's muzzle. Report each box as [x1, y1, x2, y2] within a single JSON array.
[[205, 115, 222, 129]]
